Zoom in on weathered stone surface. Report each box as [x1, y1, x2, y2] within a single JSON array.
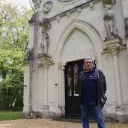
[[24, 0, 128, 123]]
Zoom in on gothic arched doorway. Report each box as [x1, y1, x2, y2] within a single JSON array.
[[65, 59, 84, 118]]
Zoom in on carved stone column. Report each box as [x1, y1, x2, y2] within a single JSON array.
[[57, 63, 65, 116], [23, 64, 31, 113], [125, 18, 128, 49], [61, 66, 65, 116], [58, 63, 62, 109], [38, 54, 54, 113], [127, 37, 128, 50], [44, 65, 49, 109], [105, 39, 122, 104], [23, 14, 37, 116], [105, 39, 125, 118]]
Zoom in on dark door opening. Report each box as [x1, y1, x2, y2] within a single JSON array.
[[65, 59, 84, 118]]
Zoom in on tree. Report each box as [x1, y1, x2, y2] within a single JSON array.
[[0, 1, 33, 110]]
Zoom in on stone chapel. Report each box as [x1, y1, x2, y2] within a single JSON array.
[[23, 0, 128, 122]]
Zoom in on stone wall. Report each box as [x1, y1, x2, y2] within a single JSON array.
[[23, 0, 128, 123]]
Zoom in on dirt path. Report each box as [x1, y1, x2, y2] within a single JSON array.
[[0, 119, 128, 128]]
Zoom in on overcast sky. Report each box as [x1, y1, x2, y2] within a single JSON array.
[[6, 0, 31, 8]]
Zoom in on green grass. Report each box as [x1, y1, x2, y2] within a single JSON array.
[[0, 111, 22, 121]]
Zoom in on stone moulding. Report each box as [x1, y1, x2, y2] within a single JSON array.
[[125, 17, 128, 38], [31, 0, 96, 22], [38, 54, 54, 68], [59, 0, 73, 2], [104, 113, 127, 123], [49, 0, 95, 21], [22, 111, 62, 119], [104, 38, 122, 55], [101, 0, 116, 6], [32, 0, 42, 10], [29, 13, 37, 24], [43, 1, 53, 14], [39, 18, 51, 30], [29, 12, 40, 24], [55, 19, 103, 65], [22, 111, 128, 122]]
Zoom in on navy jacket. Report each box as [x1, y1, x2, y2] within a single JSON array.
[[79, 68, 107, 108]]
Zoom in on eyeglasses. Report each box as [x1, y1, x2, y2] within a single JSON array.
[[85, 61, 93, 64]]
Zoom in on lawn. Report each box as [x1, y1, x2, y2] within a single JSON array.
[[0, 111, 22, 121]]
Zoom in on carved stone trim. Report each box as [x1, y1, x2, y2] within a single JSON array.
[[109, 44, 120, 55], [59, 0, 73, 2], [101, 0, 116, 6], [94, 56, 98, 64], [32, 0, 42, 10], [38, 54, 54, 69], [105, 38, 121, 56], [58, 105, 65, 116], [116, 105, 125, 112], [22, 111, 62, 119], [62, 65, 65, 70], [29, 13, 38, 24], [24, 48, 34, 64], [43, 1, 53, 14], [49, 0, 95, 21], [40, 18, 51, 30], [22, 111, 128, 122], [67, 12, 71, 17], [89, 2, 94, 10], [57, 16, 60, 23], [43, 105, 49, 110], [58, 63, 62, 70], [125, 17, 128, 38]]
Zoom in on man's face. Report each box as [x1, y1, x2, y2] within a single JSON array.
[[84, 59, 94, 71]]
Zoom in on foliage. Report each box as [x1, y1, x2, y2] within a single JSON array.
[[0, 1, 33, 110], [0, 111, 22, 121]]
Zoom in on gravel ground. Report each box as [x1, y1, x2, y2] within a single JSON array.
[[0, 119, 128, 128]]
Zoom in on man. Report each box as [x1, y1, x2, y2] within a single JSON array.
[[79, 57, 107, 128]]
